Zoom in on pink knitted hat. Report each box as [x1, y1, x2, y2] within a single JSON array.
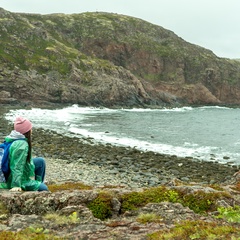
[[14, 117, 32, 134]]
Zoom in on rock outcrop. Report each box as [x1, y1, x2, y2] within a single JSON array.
[[1, 8, 240, 107], [0, 177, 239, 239]]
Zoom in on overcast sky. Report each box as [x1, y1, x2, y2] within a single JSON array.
[[1, 0, 239, 59]]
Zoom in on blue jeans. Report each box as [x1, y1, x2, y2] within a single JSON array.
[[32, 157, 49, 191]]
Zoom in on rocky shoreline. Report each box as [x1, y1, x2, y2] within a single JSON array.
[[0, 105, 239, 188], [41, 132, 238, 188]]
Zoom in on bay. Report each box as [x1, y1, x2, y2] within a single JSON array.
[[4, 105, 240, 166]]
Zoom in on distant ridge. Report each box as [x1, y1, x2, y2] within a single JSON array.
[[1, 8, 240, 107]]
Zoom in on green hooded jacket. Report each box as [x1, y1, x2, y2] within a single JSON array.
[[0, 131, 41, 191]]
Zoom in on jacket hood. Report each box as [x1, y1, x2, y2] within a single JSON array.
[[5, 130, 26, 142]]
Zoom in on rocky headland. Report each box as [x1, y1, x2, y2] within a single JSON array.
[[1, 8, 240, 108]]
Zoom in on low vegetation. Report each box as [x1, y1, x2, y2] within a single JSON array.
[[0, 180, 239, 239], [120, 186, 231, 214], [136, 213, 163, 224], [45, 182, 238, 221], [44, 212, 80, 225], [48, 181, 93, 192], [147, 220, 240, 240], [216, 206, 240, 223], [0, 228, 62, 240], [87, 191, 113, 220]]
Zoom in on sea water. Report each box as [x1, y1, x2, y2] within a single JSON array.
[[4, 105, 240, 166]]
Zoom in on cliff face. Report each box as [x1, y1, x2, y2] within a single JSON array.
[[1, 8, 240, 107]]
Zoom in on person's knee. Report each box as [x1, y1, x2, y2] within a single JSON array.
[[33, 157, 46, 168]]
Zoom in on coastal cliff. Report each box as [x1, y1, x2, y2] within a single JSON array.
[[1, 8, 240, 107]]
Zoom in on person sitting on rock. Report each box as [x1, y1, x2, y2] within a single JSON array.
[[0, 116, 48, 192]]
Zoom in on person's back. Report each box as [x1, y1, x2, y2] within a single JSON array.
[[0, 116, 48, 192]]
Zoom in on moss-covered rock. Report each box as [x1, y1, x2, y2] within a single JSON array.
[[0, 180, 239, 239]]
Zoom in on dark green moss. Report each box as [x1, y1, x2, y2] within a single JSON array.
[[177, 190, 232, 213], [120, 186, 232, 214], [87, 192, 113, 220], [121, 191, 147, 212], [121, 186, 177, 213]]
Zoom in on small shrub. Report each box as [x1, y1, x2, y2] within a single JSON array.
[[121, 191, 147, 212], [143, 186, 168, 203], [164, 190, 179, 203], [121, 186, 168, 213], [180, 191, 215, 213], [87, 192, 113, 220], [178, 190, 231, 213]]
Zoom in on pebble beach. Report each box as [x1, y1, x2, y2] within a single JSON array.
[[37, 128, 239, 188], [0, 106, 239, 188]]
